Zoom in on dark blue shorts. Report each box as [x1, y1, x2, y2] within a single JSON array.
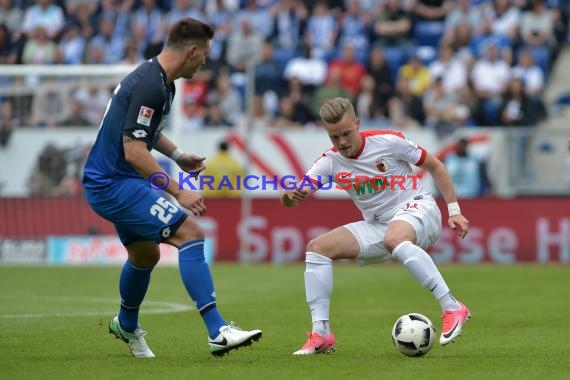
[[85, 178, 188, 245]]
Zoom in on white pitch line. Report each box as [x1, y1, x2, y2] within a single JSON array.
[[0, 295, 193, 318]]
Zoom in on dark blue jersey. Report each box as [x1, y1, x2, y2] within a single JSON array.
[[83, 58, 175, 190]]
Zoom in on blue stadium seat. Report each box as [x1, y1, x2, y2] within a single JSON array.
[[526, 45, 551, 78], [413, 21, 444, 48], [383, 46, 407, 85]]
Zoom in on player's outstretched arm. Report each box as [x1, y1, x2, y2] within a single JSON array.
[[420, 152, 470, 239]]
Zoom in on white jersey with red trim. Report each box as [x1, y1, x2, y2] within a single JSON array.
[[306, 130, 428, 222]]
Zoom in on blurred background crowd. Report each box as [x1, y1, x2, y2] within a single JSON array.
[[0, 0, 567, 134]]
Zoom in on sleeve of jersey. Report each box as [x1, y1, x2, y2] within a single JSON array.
[[305, 153, 333, 189], [122, 82, 164, 144], [389, 134, 427, 166]]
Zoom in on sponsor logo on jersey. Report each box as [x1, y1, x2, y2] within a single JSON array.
[[354, 177, 388, 196], [375, 157, 388, 172], [137, 106, 154, 126]]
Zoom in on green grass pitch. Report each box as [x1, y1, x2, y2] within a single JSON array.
[[1, 264, 569, 380]]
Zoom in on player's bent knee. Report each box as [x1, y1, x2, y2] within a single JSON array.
[[383, 235, 403, 253], [126, 242, 161, 268], [306, 238, 333, 258], [166, 217, 205, 247], [306, 238, 321, 254]]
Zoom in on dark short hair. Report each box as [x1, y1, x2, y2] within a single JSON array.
[[166, 18, 214, 49], [219, 141, 229, 151]]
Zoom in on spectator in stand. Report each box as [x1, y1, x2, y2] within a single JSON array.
[[423, 75, 460, 137], [72, 84, 110, 127], [366, 46, 393, 116], [371, 0, 413, 47], [61, 98, 91, 127], [57, 22, 86, 64], [355, 74, 375, 123], [251, 94, 275, 130], [398, 55, 431, 97], [268, 0, 307, 64], [119, 41, 144, 65], [444, 0, 486, 35], [92, 0, 120, 35], [0, 0, 23, 42], [389, 76, 425, 128], [284, 76, 314, 125], [21, 0, 65, 39], [519, 0, 556, 72], [67, 1, 96, 41], [206, 72, 242, 127], [130, 0, 165, 54], [512, 48, 546, 119], [326, 42, 367, 97], [181, 99, 205, 131], [164, 0, 206, 35], [490, 0, 521, 42], [130, 0, 164, 47], [21, 26, 57, 64], [499, 77, 539, 127], [233, 0, 274, 39], [201, 140, 244, 197], [29, 144, 70, 197], [444, 137, 484, 198], [31, 80, 70, 127], [226, 18, 263, 73], [86, 16, 126, 64], [428, 44, 468, 95], [311, 70, 352, 120], [336, 0, 370, 64], [225, 18, 263, 104], [205, 0, 240, 15], [283, 44, 327, 91], [442, 22, 474, 67], [205, 0, 232, 65], [470, 17, 512, 61], [0, 23, 18, 64], [304, 1, 338, 60], [414, 0, 453, 22], [471, 43, 511, 126], [203, 102, 233, 128], [273, 95, 305, 129], [254, 41, 287, 98]]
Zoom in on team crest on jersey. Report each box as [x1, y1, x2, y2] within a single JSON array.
[[375, 157, 389, 172], [137, 106, 154, 127]]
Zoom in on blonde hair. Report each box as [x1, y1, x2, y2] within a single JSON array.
[[319, 97, 356, 124]]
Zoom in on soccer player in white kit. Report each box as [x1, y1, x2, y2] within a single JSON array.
[[281, 97, 471, 355]]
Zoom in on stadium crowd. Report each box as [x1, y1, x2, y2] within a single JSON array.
[[0, 0, 567, 137]]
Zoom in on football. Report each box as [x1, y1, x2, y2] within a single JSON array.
[[391, 313, 436, 357]]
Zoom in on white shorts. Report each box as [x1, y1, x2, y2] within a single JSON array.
[[344, 196, 442, 266]]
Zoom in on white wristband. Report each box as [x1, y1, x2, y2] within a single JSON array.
[[170, 148, 184, 162], [447, 202, 461, 216]]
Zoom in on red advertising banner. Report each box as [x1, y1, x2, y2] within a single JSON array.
[[200, 198, 570, 264], [0, 197, 569, 263]]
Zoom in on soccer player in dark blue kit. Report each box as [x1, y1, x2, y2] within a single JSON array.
[[82, 18, 262, 358]]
